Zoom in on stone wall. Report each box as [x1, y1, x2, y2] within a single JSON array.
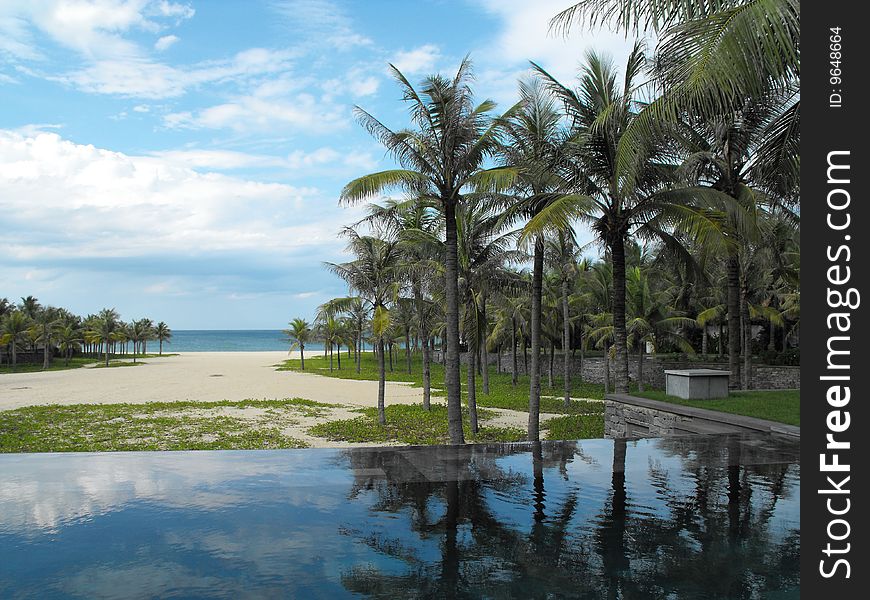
[[488, 354, 800, 390], [604, 394, 800, 438]]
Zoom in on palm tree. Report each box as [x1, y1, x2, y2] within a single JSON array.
[[284, 318, 312, 370], [551, 0, 799, 187], [56, 323, 82, 366], [326, 230, 401, 426], [155, 322, 172, 356], [545, 231, 580, 407], [340, 59, 513, 444], [127, 320, 148, 364], [501, 78, 582, 440], [529, 44, 706, 396], [30, 307, 61, 370], [624, 266, 697, 391], [1, 311, 31, 367], [90, 309, 120, 366]]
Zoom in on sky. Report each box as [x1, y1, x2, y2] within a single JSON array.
[[0, 0, 637, 329]]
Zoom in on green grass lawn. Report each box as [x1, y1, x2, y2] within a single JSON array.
[[0, 398, 326, 452], [309, 404, 527, 446], [280, 351, 607, 414], [0, 353, 179, 374], [633, 389, 800, 426]]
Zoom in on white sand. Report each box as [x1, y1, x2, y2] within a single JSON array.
[[0, 352, 534, 447], [0, 352, 427, 411]]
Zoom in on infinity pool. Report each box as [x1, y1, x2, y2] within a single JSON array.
[[0, 434, 799, 599]]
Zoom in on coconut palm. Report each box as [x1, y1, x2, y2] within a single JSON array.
[[545, 231, 581, 407], [284, 318, 312, 370], [90, 309, 120, 366], [326, 230, 402, 426], [30, 307, 61, 369], [155, 322, 172, 356], [127, 320, 149, 364], [527, 44, 682, 398], [501, 77, 585, 440], [340, 59, 514, 444], [551, 0, 799, 188], [56, 323, 82, 366], [1, 311, 31, 367]]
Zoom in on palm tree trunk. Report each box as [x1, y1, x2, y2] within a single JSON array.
[[422, 334, 431, 411], [467, 339, 478, 435], [611, 235, 630, 394], [562, 279, 571, 407], [337, 343, 341, 369], [329, 343, 334, 371], [528, 235, 544, 441], [377, 338, 386, 425], [356, 332, 362, 373], [405, 329, 411, 374], [388, 342, 393, 372], [300, 346, 305, 370], [43, 336, 50, 370], [768, 320, 775, 352], [548, 339, 555, 389], [637, 342, 645, 392], [603, 341, 610, 395], [481, 301, 489, 395], [726, 254, 741, 389], [444, 201, 465, 444], [701, 326, 708, 355], [741, 282, 752, 390], [511, 318, 518, 386], [159, 340, 163, 356], [719, 323, 725, 357]]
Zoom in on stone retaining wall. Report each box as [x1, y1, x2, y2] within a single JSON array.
[[486, 354, 800, 390], [604, 394, 800, 438]]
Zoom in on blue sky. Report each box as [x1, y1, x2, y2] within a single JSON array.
[[1, 0, 636, 329]]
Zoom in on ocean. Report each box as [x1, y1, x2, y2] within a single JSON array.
[[165, 330, 325, 352]]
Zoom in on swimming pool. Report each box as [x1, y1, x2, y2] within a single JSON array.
[[0, 434, 799, 598]]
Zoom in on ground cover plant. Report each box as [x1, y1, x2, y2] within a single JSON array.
[[0, 398, 327, 453], [634, 389, 799, 426]]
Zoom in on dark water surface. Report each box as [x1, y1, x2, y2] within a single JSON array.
[[0, 435, 799, 599]]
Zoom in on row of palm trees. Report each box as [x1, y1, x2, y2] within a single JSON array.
[[292, 0, 798, 444], [0, 296, 172, 369]]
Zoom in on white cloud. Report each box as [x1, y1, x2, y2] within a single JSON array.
[[1, 0, 194, 60], [164, 89, 349, 133], [154, 33, 178, 51], [149, 146, 377, 176], [390, 44, 440, 75], [270, 0, 372, 50], [132, 103, 150, 112], [475, 0, 643, 86], [54, 47, 297, 99], [0, 130, 354, 263]]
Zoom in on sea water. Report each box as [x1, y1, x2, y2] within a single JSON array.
[[165, 330, 325, 352]]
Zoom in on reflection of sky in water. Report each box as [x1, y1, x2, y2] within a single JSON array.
[[0, 435, 800, 599]]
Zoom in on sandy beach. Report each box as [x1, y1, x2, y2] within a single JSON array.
[[0, 352, 532, 447]]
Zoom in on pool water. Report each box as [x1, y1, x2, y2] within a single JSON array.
[[0, 434, 799, 599]]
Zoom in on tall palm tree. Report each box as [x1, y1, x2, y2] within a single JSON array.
[[91, 309, 120, 366], [56, 323, 82, 366], [502, 78, 582, 440], [545, 231, 580, 407], [284, 318, 312, 370], [326, 230, 402, 426], [340, 59, 513, 444], [155, 322, 172, 356], [128, 320, 148, 364], [30, 307, 61, 370], [551, 0, 799, 186], [1, 311, 31, 367]]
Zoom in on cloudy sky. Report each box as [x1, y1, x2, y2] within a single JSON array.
[[0, 0, 636, 329]]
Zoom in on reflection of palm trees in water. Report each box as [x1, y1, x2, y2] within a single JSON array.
[[338, 437, 798, 598]]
